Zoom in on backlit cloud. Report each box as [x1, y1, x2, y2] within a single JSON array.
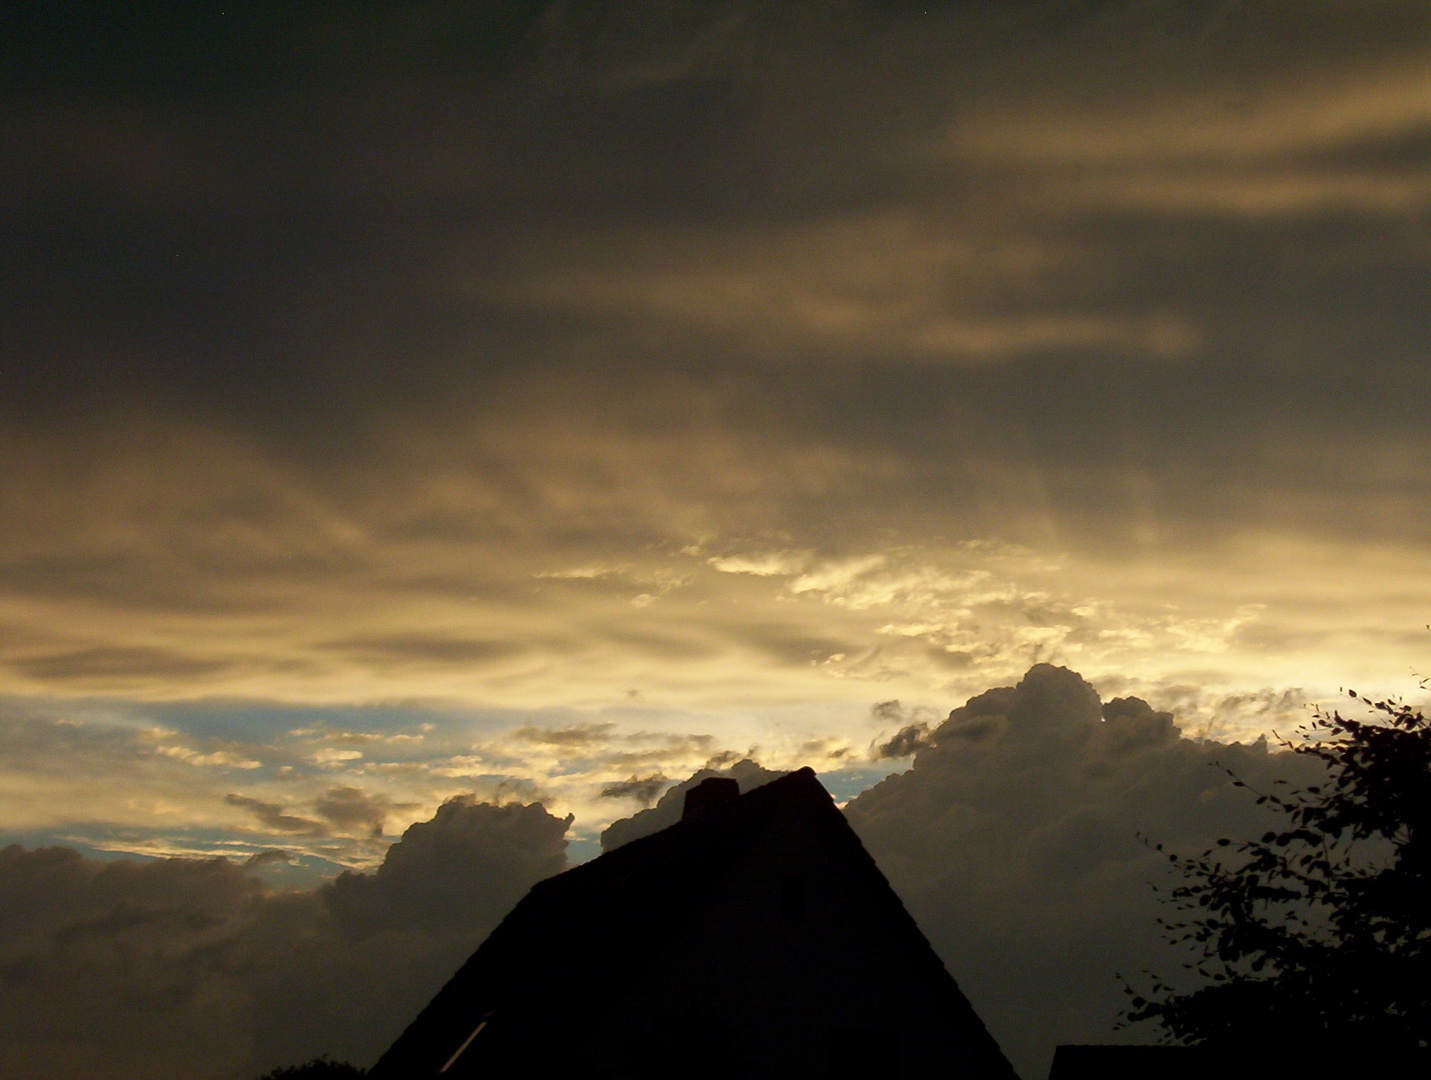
[[845, 663, 1331, 1078], [0, 661, 1413, 1079], [0, 795, 571, 1080], [3, 2, 1430, 1073]]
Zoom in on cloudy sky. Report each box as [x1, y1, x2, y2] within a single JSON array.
[[3, 1, 1430, 1076]]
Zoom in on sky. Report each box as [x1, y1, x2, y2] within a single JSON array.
[[3, 1, 1431, 1076]]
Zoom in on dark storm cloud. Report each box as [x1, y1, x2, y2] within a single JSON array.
[[594, 665, 1343, 1077], [2, 0, 1428, 640], [8, 0, 1423, 432], [0, 843, 277, 1080], [583, 662, 1343, 1072], [870, 700, 904, 725], [843, 663, 1328, 1078], [0, 795, 570, 1080], [0, 663, 1399, 1080], [869, 698, 947, 758]]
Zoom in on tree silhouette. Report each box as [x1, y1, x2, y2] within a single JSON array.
[[1124, 686, 1431, 1052]]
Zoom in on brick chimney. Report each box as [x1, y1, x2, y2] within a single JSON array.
[[682, 776, 740, 823]]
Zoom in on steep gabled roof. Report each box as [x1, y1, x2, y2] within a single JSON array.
[[369, 767, 1016, 1078], [1048, 1045, 1214, 1080]]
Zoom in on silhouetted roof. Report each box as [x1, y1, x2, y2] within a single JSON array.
[[1048, 1045, 1213, 1080], [370, 767, 1016, 1078]]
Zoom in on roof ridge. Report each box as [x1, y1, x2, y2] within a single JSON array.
[[368, 765, 1016, 1080]]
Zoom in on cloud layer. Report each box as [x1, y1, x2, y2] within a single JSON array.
[[0, 662, 1354, 1080], [3, 2, 1429, 737], [3, 5, 1431, 1071], [845, 664, 1327, 1077], [0, 797, 570, 1080]]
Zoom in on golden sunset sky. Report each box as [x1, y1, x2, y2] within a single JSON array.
[[3, 3, 1430, 1075], [7, 0, 1429, 866]]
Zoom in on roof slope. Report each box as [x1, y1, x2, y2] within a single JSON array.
[[369, 767, 1016, 1078]]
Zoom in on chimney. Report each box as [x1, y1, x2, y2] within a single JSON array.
[[682, 777, 740, 823]]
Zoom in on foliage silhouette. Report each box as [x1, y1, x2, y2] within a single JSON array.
[[1123, 685, 1431, 1052], [254, 1056, 364, 1079]]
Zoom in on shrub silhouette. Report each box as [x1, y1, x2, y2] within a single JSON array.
[[1124, 685, 1431, 1052]]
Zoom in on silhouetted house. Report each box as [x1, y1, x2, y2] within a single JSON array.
[[1048, 1045, 1214, 1080], [370, 767, 1017, 1079]]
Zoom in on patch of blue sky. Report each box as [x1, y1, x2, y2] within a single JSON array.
[[565, 833, 603, 865], [818, 762, 908, 805], [4, 693, 589, 743], [0, 823, 354, 886], [141, 698, 501, 742]]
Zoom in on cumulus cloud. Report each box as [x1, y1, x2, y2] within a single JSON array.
[[599, 757, 784, 851], [843, 663, 1327, 1079], [0, 662, 1402, 1080], [0, 796, 572, 1080], [586, 665, 1333, 1075], [0, 844, 276, 1080], [323, 797, 570, 942]]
